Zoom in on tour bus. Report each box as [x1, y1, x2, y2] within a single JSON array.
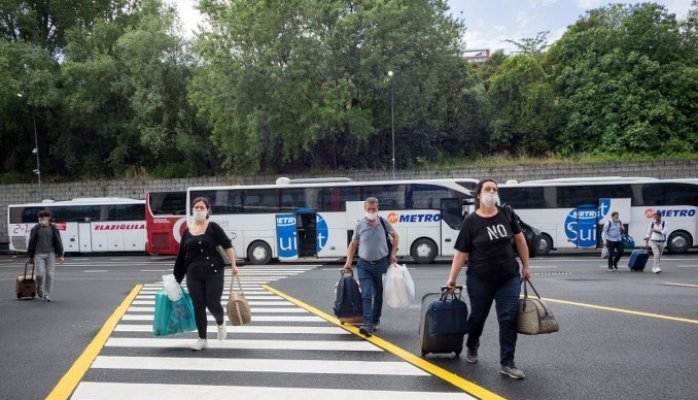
[[7, 198, 146, 254], [185, 177, 478, 264], [494, 177, 698, 254], [145, 191, 187, 255]]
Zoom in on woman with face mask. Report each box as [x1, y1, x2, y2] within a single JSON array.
[[173, 197, 239, 350], [446, 179, 531, 380]]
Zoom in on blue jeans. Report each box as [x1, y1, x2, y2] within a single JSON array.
[[356, 258, 389, 328], [465, 273, 521, 366]]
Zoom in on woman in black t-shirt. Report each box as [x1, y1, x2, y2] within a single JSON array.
[[446, 179, 531, 380], [174, 197, 239, 351]]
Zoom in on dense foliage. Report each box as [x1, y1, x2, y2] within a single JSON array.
[[1, 1, 697, 181]]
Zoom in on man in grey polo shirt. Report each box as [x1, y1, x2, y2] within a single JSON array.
[[343, 197, 399, 337]]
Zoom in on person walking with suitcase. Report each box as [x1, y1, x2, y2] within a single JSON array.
[[173, 197, 239, 350], [446, 179, 532, 380], [27, 209, 65, 302], [644, 211, 667, 274], [602, 212, 625, 271], [343, 197, 399, 337]]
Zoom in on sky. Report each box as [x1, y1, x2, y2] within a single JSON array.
[[171, 0, 695, 53]]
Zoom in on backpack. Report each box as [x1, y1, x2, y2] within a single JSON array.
[[500, 204, 542, 258], [333, 270, 363, 323], [651, 221, 666, 241]]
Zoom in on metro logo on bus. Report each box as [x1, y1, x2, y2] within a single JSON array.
[[386, 212, 441, 224], [645, 208, 696, 218], [563, 199, 611, 248], [94, 224, 145, 230]]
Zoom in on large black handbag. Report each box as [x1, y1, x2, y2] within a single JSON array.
[[427, 288, 468, 336]]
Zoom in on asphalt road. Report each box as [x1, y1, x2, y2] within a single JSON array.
[[1, 252, 697, 400]]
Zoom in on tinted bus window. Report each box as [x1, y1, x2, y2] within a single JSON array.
[[361, 184, 405, 210], [9, 206, 46, 223], [642, 183, 698, 206], [243, 189, 279, 213], [51, 205, 102, 222], [149, 192, 186, 215], [109, 204, 145, 221], [190, 190, 242, 214], [318, 186, 361, 211], [280, 188, 311, 212], [407, 184, 454, 209], [499, 186, 546, 209]]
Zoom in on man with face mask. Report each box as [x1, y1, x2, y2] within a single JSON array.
[[27, 209, 65, 302], [343, 197, 399, 337]]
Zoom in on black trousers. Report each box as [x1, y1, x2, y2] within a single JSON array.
[[186, 267, 225, 339], [607, 240, 624, 269]]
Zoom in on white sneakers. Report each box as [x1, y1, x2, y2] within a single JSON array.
[[653, 267, 662, 274], [217, 324, 227, 341], [191, 338, 208, 351]]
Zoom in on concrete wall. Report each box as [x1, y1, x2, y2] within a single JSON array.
[[2, 159, 697, 245]]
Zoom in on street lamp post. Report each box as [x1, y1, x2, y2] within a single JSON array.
[[18, 93, 42, 200], [388, 70, 395, 179]]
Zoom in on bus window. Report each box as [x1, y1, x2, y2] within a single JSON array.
[[642, 183, 698, 206], [318, 186, 360, 211], [280, 188, 307, 211], [109, 204, 145, 221], [244, 189, 279, 213], [407, 184, 453, 209], [51, 205, 102, 222], [362, 184, 405, 209]]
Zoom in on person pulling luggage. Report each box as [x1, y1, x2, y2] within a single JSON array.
[[343, 197, 399, 337], [644, 211, 668, 274], [446, 179, 531, 380], [27, 209, 65, 302]]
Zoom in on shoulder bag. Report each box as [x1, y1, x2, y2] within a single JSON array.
[[518, 279, 559, 335]]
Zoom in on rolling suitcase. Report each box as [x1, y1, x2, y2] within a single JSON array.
[[628, 248, 649, 272], [16, 262, 37, 299], [418, 286, 467, 357]]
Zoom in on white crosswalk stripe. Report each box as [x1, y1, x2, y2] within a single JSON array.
[[68, 265, 477, 399]]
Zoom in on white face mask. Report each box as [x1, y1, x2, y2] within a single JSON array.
[[38, 219, 49, 226], [193, 211, 207, 221], [365, 212, 378, 221], [480, 193, 499, 207]]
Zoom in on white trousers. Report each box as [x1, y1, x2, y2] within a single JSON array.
[[648, 241, 665, 271]]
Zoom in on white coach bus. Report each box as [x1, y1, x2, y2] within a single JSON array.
[[7, 198, 146, 253], [186, 178, 477, 264], [496, 177, 698, 254]]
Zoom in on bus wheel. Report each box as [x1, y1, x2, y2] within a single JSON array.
[[538, 234, 553, 255], [411, 238, 437, 264], [247, 241, 272, 265], [667, 231, 691, 254]]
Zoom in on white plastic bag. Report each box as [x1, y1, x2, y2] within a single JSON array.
[[383, 264, 416, 308], [601, 247, 609, 259], [162, 274, 183, 301]]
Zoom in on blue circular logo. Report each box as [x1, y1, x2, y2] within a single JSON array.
[[564, 205, 599, 248], [317, 214, 329, 251]]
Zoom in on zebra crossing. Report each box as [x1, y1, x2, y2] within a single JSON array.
[[66, 265, 480, 399]]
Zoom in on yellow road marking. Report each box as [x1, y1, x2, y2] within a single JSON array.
[[263, 284, 505, 400], [542, 297, 698, 325], [662, 282, 698, 288], [45, 285, 143, 400]]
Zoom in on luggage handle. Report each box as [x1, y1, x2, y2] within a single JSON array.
[[440, 285, 464, 300], [230, 275, 244, 296], [23, 262, 35, 279], [521, 279, 541, 300]]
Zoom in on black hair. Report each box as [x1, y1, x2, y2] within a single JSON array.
[[473, 179, 497, 209], [38, 209, 51, 218], [191, 197, 211, 219]]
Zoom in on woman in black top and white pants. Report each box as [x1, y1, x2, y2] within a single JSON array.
[[174, 197, 239, 350]]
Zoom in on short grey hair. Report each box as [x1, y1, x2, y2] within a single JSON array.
[[364, 197, 379, 205]]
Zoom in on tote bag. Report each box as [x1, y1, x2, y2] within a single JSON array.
[[227, 275, 251, 326]]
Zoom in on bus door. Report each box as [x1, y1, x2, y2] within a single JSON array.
[[77, 222, 92, 252], [596, 198, 631, 248], [440, 198, 463, 257], [55, 222, 80, 253], [295, 210, 318, 258]]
